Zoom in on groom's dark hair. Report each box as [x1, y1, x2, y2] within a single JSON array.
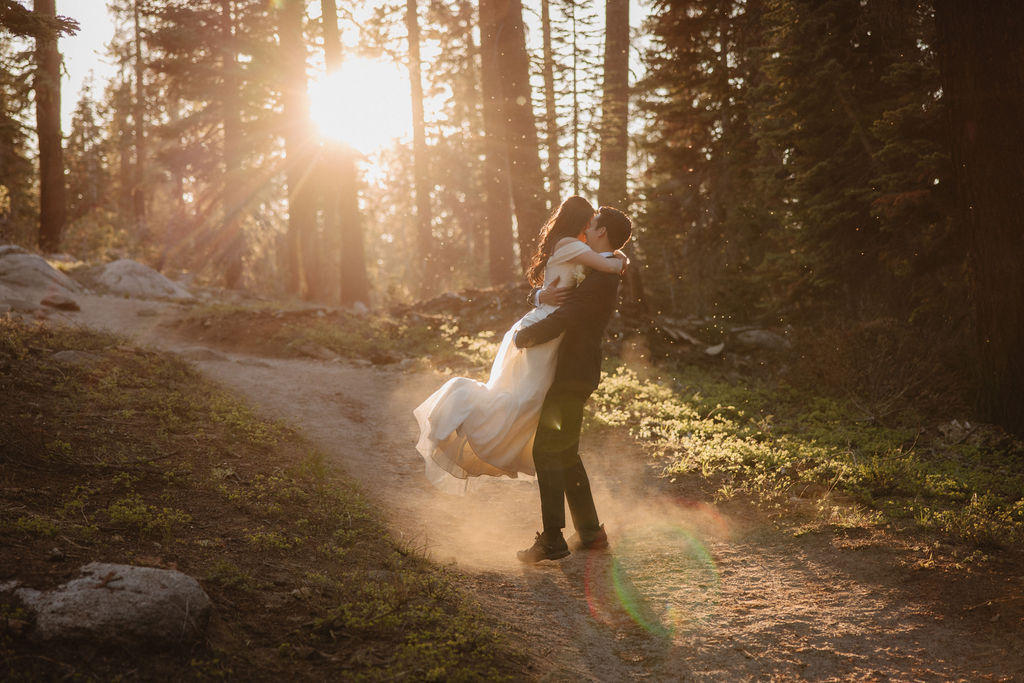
[[596, 206, 632, 250]]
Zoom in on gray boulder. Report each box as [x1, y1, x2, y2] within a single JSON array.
[[97, 259, 194, 301], [15, 562, 211, 645], [0, 247, 80, 295], [0, 244, 28, 257], [4, 298, 41, 314]]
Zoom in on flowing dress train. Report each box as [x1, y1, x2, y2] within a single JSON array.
[[413, 239, 593, 493]]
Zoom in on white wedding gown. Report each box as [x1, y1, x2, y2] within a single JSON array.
[[413, 239, 593, 493]]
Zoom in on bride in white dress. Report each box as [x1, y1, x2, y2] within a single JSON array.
[[414, 196, 626, 493]]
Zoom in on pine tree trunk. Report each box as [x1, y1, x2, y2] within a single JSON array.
[[319, 0, 368, 306], [34, 0, 65, 253], [599, 0, 645, 317], [279, 0, 316, 297], [597, 0, 628, 210], [540, 0, 561, 209], [319, 0, 341, 302], [494, 0, 548, 270], [321, 0, 340, 68], [116, 81, 133, 227], [131, 0, 146, 239], [335, 144, 369, 305], [406, 0, 434, 295], [569, 0, 580, 195], [479, 0, 515, 284], [162, 95, 186, 270], [934, 0, 1024, 435], [220, 0, 244, 289]]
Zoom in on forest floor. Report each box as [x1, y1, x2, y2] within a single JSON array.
[[43, 292, 1024, 680]]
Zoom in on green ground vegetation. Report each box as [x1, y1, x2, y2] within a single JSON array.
[[590, 364, 1024, 547], [0, 318, 522, 681], [182, 301, 1024, 549]]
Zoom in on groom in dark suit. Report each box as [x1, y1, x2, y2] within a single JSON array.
[[513, 206, 632, 563]]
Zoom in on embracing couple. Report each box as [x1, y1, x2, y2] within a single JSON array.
[[414, 196, 632, 563]]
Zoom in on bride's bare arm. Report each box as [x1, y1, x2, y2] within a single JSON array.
[[571, 249, 624, 274], [612, 249, 630, 275], [554, 237, 623, 273]]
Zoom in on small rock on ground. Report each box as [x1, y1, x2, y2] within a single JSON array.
[[14, 562, 211, 645]]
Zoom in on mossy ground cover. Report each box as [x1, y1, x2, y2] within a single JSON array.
[[0, 318, 522, 680]]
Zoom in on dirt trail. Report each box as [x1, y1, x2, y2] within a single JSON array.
[[65, 294, 1023, 681]]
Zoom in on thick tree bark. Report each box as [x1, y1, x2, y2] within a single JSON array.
[[116, 81, 133, 226], [220, 0, 244, 289], [321, 0, 369, 306], [334, 144, 369, 305], [934, 0, 1024, 435], [406, 0, 434, 295], [279, 0, 317, 297], [33, 0, 65, 252], [540, 0, 561, 210], [598, 0, 645, 319], [131, 0, 146, 237], [569, 0, 580, 195], [597, 0, 629, 210], [319, 0, 341, 301], [321, 0, 340, 67], [478, 0, 515, 284], [493, 0, 548, 270], [160, 94, 187, 271]]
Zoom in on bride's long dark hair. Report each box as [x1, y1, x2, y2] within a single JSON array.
[[525, 195, 595, 287]]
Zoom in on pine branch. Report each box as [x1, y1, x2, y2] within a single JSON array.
[[0, 0, 78, 39]]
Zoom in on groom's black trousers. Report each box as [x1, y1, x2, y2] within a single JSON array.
[[532, 389, 601, 537]]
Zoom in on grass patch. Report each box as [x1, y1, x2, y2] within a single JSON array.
[[0, 318, 522, 680], [590, 364, 1024, 546]]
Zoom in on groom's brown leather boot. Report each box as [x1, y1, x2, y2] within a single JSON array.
[[517, 531, 570, 563]]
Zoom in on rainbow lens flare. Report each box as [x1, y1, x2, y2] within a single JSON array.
[[585, 522, 720, 638]]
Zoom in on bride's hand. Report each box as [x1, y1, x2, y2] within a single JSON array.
[[613, 250, 629, 275]]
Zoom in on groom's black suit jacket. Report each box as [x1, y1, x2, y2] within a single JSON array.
[[514, 269, 620, 394]]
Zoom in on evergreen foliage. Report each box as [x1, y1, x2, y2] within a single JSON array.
[[65, 78, 108, 224], [0, 38, 36, 244], [639, 0, 955, 326], [124, 0, 282, 281]]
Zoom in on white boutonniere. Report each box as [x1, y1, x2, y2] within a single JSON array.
[[572, 264, 587, 286]]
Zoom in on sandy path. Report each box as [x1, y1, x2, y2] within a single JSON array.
[[67, 294, 1023, 681]]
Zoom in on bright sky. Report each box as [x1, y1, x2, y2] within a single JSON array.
[[59, 0, 117, 130]]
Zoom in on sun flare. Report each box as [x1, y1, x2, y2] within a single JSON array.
[[308, 59, 411, 154]]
